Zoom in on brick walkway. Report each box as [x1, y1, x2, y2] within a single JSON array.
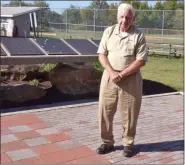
[[1, 94, 184, 164]]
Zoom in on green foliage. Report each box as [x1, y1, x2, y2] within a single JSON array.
[[93, 61, 104, 72], [108, 3, 118, 25], [8, 0, 32, 6], [6, 0, 184, 34], [89, 0, 109, 9], [80, 8, 93, 21], [66, 5, 82, 24], [29, 79, 40, 87], [33, 0, 49, 8], [154, 2, 164, 10], [41, 63, 57, 72]]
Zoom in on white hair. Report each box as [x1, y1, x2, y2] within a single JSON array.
[[117, 3, 135, 17]]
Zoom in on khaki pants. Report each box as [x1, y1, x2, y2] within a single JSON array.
[[98, 70, 142, 146]]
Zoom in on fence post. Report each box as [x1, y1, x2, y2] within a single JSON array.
[[66, 9, 68, 38], [94, 8, 96, 39], [161, 10, 164, 50]]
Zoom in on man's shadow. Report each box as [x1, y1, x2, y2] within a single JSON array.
[[114, 140, 184, 156]]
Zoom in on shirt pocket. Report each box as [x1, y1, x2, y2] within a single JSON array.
[[121, 41, 135, 57]]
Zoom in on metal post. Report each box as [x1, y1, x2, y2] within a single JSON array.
[[161, 10, 164, 50], [94, 9, 96, 39], [40, 8, 42, 37], [66, 9, 68, 38], [19, 0, 21, 7]]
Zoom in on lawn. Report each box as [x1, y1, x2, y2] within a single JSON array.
[[141, 56, 184, 91], [32, 30, 184, 45]]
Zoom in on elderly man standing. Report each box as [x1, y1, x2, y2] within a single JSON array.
[[96, 3, 148, 157]]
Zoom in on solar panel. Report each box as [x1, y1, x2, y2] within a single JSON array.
[[92, 40, 100, 47], [1, 37, 45, 56], [64, 39, 98, 55], [34, 38, 77, 55], [0, 47, 7, 56]]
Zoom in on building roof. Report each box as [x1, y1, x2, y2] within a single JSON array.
[[1, 6, 41, 18]]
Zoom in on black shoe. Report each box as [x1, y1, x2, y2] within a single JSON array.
[[123, 146, 133, 157], [96, 144, 114, 154]]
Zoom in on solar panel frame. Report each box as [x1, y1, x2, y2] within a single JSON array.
[[0, 47, 7, 56], [34, 38, 78, 55], [1, 37, 45, 56], [92, 40, 100, 47], [64, 39, 98, 55]]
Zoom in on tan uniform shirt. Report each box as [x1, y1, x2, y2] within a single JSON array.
[[97, 24, 148, 71]]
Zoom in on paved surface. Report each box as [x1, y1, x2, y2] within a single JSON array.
[[1, 94, 184, 164]]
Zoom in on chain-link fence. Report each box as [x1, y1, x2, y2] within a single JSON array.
[[35, 8, 184, 55]]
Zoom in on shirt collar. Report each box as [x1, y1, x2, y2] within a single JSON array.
[[114, 24, 135, 36]]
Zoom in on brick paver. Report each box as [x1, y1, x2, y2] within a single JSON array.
[[1, 94, 183, 164]]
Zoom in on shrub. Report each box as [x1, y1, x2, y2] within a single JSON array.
[[93, 61, 104, 72], [41, 63, 57, 72], [29, 79, 40, 87]]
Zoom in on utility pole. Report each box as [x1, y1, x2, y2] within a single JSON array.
[[19, 0, 21, 7]]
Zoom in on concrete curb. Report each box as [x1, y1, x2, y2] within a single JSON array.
[[1, 91, 183, 117]]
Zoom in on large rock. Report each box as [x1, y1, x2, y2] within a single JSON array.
[[0, 64, 46, 81], [0, 84, 46, 103], [49, 63, 102, 95]]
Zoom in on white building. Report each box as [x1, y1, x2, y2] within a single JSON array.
[[1, 6, 41, 37]]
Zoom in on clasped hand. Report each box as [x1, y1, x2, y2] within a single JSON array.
[[109, 71, 123, 83]]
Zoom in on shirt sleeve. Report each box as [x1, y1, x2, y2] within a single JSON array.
[[136, 33, 148, 62], [97, 27, 109, 55]]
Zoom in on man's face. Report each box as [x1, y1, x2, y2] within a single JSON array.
[[117, 9, 134, 32]]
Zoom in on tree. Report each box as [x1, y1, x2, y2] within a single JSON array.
[[88, 0, 109, 27], [172, 10, 184, 30], [154, 1, 164, 10], [32, 0, 50, 32], [108, 3, 118, 25], [176, 1, 184, 10], [89, 0, 109, 9], [33, 0, 49, 8], [7, 0, 32, 6], [132, 1, 141, 9], [139, 1, 149, 10], [65, 5, 82, 25], [163, 0, 177, 10], [119, 0, 132, 5]]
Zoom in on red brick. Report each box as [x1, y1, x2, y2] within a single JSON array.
[[139, 112, 144, 115], [0, 128, 10, 135], [91, 126, 98, 129], [78, 121, 89, 124], [41, 146, 96, 164], [62, 128, 73, 132], [44, 132, 71, 143], [176, 109, 183, 112], [41, 150, 75, 164], [32, 143, 62, 155], [28, 122, 50, 130], [66, 146, 96, 160], [134, 154, 150, 160], [1, 114, 43, 128], [65, 154, 111, 164], [159, 157, 175, 163], [14, 130, 40, 140], [1, 141, 29, 152], [15, 156, 47, 164], [1, 153, 13, 164]]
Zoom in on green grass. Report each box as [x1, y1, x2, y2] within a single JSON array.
[[35, 30, 183, 46], [141, 56, 184, 91]]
